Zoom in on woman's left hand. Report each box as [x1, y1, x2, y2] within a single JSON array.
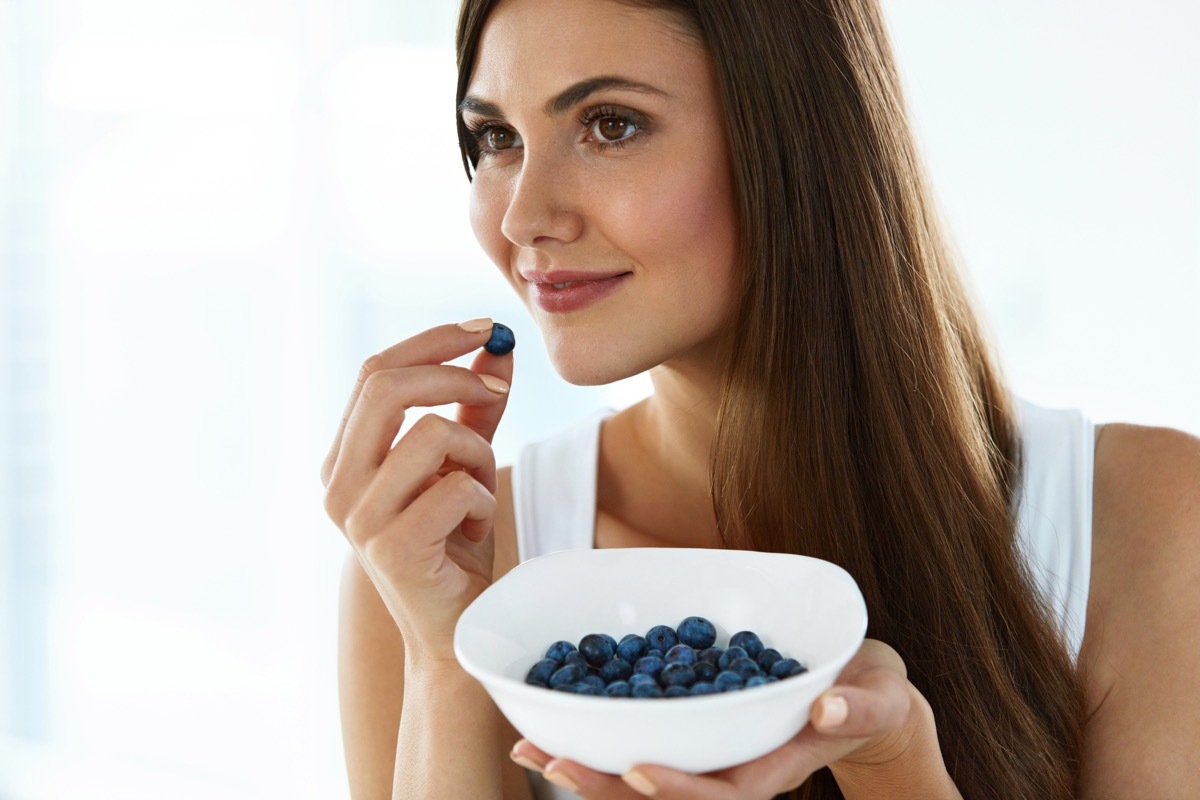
[[509, 639, 960, 799]]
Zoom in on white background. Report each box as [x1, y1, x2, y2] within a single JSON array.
[[0, 1, 1195, 797]]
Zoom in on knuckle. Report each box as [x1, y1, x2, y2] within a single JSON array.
[[358, 353, 386, 384], [410, 412, 454, 444], [359, 369, 396, 405]]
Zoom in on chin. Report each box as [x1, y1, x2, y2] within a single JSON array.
[[542, 332, 652, 387]]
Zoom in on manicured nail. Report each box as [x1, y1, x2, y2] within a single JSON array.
[[815, 694, 849, 729], [480, 374, 509, 394], [510, 751, 544, 774], [457, 317, 493, 333], [623, 769, 657, 796], [543, 769, 579, 792]]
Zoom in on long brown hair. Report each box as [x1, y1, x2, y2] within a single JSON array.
[[455, 2, 1085, 798]]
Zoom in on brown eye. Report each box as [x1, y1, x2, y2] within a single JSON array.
[[486, 127, 520, 151], [594, 116, 633, 142]]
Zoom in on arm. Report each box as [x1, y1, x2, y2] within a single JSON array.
[[1079, 423, 1200, 799], [324, 322, 532, 800]]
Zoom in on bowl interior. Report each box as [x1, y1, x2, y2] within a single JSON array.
[[456, 548, 866, 686]]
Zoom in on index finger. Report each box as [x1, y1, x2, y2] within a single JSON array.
[[322, 318, 498, 486]]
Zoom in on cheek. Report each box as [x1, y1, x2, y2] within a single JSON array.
[[469, 176, 513, 274], [608, 155, 738, 286]]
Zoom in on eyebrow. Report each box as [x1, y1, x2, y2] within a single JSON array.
[[458, 75, 669, 120]]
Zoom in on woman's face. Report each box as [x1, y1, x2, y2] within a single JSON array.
[[464, 0, 740, 386]]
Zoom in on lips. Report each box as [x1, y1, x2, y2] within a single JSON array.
[[522, 269, 633, 314]]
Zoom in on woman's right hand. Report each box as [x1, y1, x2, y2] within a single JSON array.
[[320, 318, 514, 665]]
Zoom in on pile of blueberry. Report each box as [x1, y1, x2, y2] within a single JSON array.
[[524, 616, 808, 698]]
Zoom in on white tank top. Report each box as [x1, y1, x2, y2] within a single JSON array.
[[511, 398, 1094, 800]]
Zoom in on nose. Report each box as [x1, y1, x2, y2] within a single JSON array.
[[499, 154, 584, 249]]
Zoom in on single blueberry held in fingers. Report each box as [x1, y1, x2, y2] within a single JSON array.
[[729, 631, 765, 659], [645, 625, 678, 652], [578, 633, 615, 668], [483, 323, 516, 355], [676, 616, 717, 649], [525, 658, 558, 687], [545, 641, 576, 665], [617, 634, 648, 663]]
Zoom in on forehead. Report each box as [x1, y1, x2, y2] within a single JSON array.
[[467, 0, 709, 106]]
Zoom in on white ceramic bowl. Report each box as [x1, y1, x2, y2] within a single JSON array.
[[454, 547, 868, 775]]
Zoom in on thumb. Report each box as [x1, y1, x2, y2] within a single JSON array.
[[457, 334, 514, 444]]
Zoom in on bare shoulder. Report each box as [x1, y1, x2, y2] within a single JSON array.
[[1080, 422, 1200, 797]]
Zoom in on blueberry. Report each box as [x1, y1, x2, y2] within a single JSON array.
[[600, 633, 619, 653], [645, 648, 664, 660], [676, 616, 717, 649], [663, 685, 690, 698], [631, 682, 664, 698], [545, 641, 577, 665], [718, 646, 748, 671], [628, 673, 657, 689], [756, 648, 783, 673], [698, 646, 724, 665], [563, 651, 590, 671], [633, 655, 665, 680], [483, 323, 516, 356], [645, 625, 679, 652], [605, 681, 632, 697], [728, 657, 760, 682], [582, 674, 606, 692], [689, 682, 718, 696], [660, 662, 697, 688], [770, 658, 809, 679], [525, 658, 558, 687], [664, 644, 698, 666], [598, 657, 633, 684], [693, 661, 719, 683], [729, 631, 765, 660], [549, 664, 586, 689], [573, 682, 603, 695], [617, 634, 648, 663], [578, 633, 615, 668], [714, 670, 745, 692], [745, 675, 772, 688]]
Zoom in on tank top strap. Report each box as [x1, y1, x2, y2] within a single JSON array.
[[511, 408, 612, 563]]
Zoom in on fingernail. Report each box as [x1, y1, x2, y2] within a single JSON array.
[[816, 694, 849, 729], [623, 769, 657, 796], [543, 769, 579, 792], [510, 752, 544, 774], [480, 374, 509, 394], [457, 317, 493, 333]]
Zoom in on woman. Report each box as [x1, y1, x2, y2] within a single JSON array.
[[322, 0, 1200, 797]]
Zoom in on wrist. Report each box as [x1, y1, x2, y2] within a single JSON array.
[[830, 687, 961, 800]]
